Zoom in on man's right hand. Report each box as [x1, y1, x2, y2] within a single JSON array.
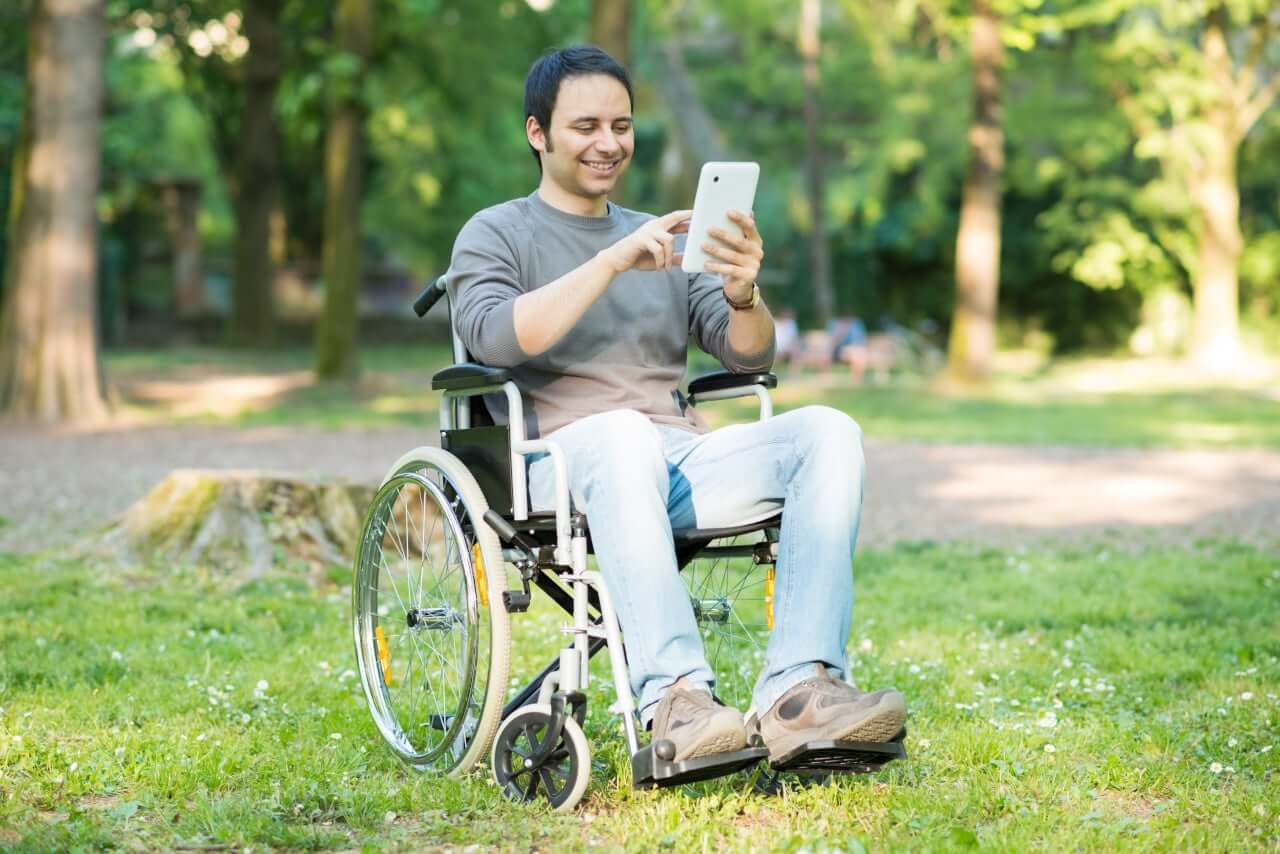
[[598, 209, 692, 274]]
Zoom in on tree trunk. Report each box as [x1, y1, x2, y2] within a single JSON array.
[[1189, 9, 1244, 370], [100, 469, 375, 583], [316, 0, 372, 380], [655, 39, 730, 209], [229, 0, 283, 347], [0, 0, 108, 423], [161, 179, 204, 317], [800, 0, 834, 327], [590, 0, 631, 67], [947, 0, 1003, 384]]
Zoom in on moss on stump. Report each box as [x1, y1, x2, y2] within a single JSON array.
[[102, 469, 375, 581]]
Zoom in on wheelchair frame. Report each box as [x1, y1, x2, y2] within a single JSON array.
[[353, 276, 903, 811]]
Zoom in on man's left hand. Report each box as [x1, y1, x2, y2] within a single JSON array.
[[703, 209, 763, 304]]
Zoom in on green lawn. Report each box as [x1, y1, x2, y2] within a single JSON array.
[[103, 346, 1280, 448], [2, 542, 1276, 851]]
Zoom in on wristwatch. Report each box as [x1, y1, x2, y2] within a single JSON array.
[[726, 282, 760, 311]]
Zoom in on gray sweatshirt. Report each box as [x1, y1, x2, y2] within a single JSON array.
[[448, 191, 774, 438]]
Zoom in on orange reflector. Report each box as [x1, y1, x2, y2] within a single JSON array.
[[766, 566, 776, 631], [375, 625, 392, 685], [472, 542, 488, 608]]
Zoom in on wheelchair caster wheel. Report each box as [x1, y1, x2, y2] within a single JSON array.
[[492, 704, 589, 812]]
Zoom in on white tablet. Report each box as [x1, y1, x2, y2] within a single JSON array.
[[680, 161, 760, 274]]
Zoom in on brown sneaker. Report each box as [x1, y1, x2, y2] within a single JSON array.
[[650, 677, 748, 762], [747, 665, 906, 760]]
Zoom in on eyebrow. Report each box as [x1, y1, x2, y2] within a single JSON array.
[[567, 115, 633, 123]]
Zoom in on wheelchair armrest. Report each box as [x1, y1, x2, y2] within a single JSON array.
[[431, 362, 511, 391], [687, 370, 777, 399]]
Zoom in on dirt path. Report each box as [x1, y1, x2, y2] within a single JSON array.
[[2, 424, 1277, 554]]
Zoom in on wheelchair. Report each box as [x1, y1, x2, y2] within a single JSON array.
[[350, 275, 904, 811]]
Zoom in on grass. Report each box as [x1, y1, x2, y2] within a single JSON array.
[[1, 542, 1277, 851], [102, 345, 1280, 448]]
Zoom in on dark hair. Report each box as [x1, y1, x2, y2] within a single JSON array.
[[524, 45, 634, 171]]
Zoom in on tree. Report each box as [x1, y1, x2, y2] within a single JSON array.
[[0, 0, 108, 422], [799, 0, 834, 327], [946, 0, 1003, 383], [315, 0, 372, 380], [230, 0, 283, 346], [591, 0, 631, 67], [1096, 0, 1278, 368]]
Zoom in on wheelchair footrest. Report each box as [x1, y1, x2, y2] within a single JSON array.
[[632, 744, 768, 789], [767, 730, 907, 774]]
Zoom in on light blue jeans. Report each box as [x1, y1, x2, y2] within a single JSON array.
[[526, 405, 865, 726]]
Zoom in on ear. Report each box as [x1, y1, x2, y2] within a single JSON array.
[[526, 115, 549, 154]]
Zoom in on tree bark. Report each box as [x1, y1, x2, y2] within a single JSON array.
[[315, 0, 372, 380], [800, 0, 834, 327], [100, 469, 375, 582], [229, 0, 283, 347], [590, 0, 631, 68], [0, 0, 108, 423], [947, 0, 1003, 384]]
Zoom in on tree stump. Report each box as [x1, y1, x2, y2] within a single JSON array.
[[101, 469, 375, 582]]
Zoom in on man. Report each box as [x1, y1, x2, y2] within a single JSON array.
[[450, 45, 906, 763]]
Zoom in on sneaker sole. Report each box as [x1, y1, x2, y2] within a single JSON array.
[[762, 696, 907, 761], [677, 728, 749, 762]]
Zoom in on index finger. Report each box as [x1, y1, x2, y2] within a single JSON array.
[[660, 209, 693, 227], [727, 209, 759, 237]]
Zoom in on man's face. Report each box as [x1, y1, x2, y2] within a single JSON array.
[[530, 73, 633, 202]]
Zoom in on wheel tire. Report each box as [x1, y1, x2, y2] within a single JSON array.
[[352, 447, 510, 776], [680, 536, 773, 714], [491, 704, 590, 812]]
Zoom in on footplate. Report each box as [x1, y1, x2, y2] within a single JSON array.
[[767, 730, 906, 774], [632, 744, 768, 789]]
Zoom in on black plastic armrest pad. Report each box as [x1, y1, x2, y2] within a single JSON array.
[[687, 370, 778, 397], [431, 362, 511, 391]]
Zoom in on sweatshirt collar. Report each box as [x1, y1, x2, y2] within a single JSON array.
[[528, 190, 620, 231]]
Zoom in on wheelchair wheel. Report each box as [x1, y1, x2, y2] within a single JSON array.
[[352, 447, 510, 776], [681, 536, 773, 714], [491, 704, 590, 812]]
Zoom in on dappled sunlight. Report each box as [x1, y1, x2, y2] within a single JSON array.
[[915, 445, 1280, 530], [124, 371, 315, 418]]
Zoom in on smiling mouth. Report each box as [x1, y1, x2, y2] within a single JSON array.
[[582, 159, 621, 175]]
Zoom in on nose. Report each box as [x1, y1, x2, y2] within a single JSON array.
[[596, 128, 621, 155]]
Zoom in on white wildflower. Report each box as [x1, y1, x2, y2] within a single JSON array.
[[1043, 744, 1056, 753], [1210, 761, 1224, 773], [1228, 737, 1238, 748], [330, 732, 342, 740], [1240, 692, 1254, 701], [908, 664, 921, 674], [111, 650, 123, 662], [1037, 713, 1058, 729], [69, 762, 78, 773]]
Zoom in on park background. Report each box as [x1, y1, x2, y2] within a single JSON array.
[[0, 0, 1278, 851]]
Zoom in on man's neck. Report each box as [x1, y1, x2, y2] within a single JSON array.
[[536, 180, 609, 218]]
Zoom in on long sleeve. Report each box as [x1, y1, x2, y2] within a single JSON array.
[[687, 271, 775, 372], [448, 213, 532, 367]]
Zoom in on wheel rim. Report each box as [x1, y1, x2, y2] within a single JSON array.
[[354, 469, 491, 769], [682, 541, 770, 713], [493, 710, 581, 807]]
